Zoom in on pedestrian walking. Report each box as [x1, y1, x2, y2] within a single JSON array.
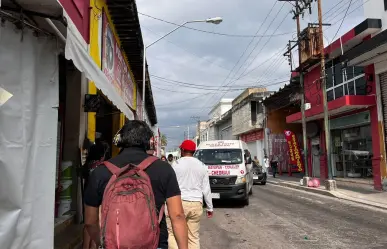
[[83, 120, 188, 249], [253, 156, 260, 168], [167, 154, 175, 165], [167, 140, 213, 249], [82, 132, 110, 249], [161, 155, 167, 161], [264, 155, 270, 174], [271, 156, 279, 178]]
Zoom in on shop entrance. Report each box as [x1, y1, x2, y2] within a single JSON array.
[[330, 112, 372, 179], [311, 137, 320, 177], [96, 92, 122, 157]]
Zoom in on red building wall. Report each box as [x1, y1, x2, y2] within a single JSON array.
[[303, 66, 322, 108], [59, 0, 90, 43]]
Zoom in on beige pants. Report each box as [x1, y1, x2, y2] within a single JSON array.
[[166, 201, 203, 249]]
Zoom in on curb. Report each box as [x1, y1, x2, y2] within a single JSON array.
[[267, 180, 387, 211], [267, 180, 336, 198]]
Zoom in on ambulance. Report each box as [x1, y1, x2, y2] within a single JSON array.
[[194, 140, 253, 205]]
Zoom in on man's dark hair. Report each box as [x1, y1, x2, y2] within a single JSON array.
[[116, 120, 154, 150], [168, 154, 173, 158]]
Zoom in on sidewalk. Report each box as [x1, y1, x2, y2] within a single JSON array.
[[267, 175, 387, 211]]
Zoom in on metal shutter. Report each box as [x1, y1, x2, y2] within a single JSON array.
[[380, 72, 387, 138]]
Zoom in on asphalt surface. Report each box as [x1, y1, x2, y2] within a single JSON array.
[[200, 184, 387, 249]]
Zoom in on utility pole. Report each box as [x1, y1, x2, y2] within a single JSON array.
[[191, 116, 201, 145], [317, 0, 336, 190], [296, 3, 309, 182], [280, 0, 311, 182]]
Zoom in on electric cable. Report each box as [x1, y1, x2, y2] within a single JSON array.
[[138, 12, 296, 38]]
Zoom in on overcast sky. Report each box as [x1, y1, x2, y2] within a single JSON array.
[[136, 0, 364, 150]]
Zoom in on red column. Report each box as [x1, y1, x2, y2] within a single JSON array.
[[308, 138, 313, 177], [370, 106, 383, 190]]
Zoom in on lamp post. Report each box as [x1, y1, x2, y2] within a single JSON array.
[[142, 17, 223, 120]]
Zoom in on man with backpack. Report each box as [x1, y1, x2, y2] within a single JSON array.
[[84, 120, 189, 249]]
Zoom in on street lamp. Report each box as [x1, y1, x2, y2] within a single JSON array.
[[142, 17, 223, 120]]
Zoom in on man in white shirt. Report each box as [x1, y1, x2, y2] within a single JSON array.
[[167, 140, 213, 249]]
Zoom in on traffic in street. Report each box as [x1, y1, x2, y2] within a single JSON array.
[[200, 183, 387, 249]]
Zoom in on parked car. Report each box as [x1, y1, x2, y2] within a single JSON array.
[[252, 165, 267, 185]]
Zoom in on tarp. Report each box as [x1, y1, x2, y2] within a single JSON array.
[[0, 21, 59, 249], [64, 12, 134, 120]]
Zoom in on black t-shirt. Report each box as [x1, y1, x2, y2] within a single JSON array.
[[84, 147, 181, 249]]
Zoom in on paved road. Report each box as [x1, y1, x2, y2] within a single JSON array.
[[200, 184, 387, 249]]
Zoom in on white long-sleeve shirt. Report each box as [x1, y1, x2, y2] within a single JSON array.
[[172, 157, 213, 212]]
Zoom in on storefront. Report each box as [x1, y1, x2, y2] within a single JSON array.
[[330, 111, 373, 179], [240, 129, 264, 165]]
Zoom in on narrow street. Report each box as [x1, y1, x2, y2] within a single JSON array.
[[200, 184, 387, 249]]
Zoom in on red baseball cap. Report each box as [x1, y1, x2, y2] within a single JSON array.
[[179, 140, 196, 151]]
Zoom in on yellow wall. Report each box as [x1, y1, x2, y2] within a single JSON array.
[[88, 0, 138, 142]]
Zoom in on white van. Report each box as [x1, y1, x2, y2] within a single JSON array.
[[194, 140, 253, 205]]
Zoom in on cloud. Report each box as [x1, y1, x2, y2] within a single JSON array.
[[136, 0, 364, 150]]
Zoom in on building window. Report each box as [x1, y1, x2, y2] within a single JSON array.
[[251, 101, 257, 124], [326, 63, 365, 102]]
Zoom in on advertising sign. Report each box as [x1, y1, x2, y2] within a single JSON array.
[[102, 12, 135, 109], [284, 130, 303, 172], [240, 130, 264, 143]]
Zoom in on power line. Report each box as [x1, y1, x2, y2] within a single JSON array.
[[227, 1, 280, 81], [138, 12, 296, 38], [330, 0, 353, 43], [154, 78, 290, 107], [210, 9, 292, 108], [195, 1, 281, 112], [153, 78, 289, 94], [142, 26, 236, 74], [229, 2, 285, 83], [324, 0, 360, 24], [151, 74, 288, 89]]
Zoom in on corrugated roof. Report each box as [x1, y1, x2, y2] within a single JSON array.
[[106, 0, 157, 125]]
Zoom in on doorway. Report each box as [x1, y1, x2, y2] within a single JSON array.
[[311, 137, 320, 177]]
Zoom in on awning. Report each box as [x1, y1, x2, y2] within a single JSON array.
[[64, 12, 134, 120], [343, 28, 387, 66], [286, 95, 376, 123]]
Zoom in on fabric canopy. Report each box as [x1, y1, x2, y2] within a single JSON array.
[[64, 19, 134, 120]]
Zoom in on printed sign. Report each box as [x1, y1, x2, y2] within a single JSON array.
[[208, 165, 239, 170], [207, 165, 240, 176], [240, 130, 264, 143], [102, 12, 135, 110], [205, 141, 238, 148], [210, 170, 231, 176], [284, 130, 303, 172]]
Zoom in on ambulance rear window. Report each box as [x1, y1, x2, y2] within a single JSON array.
[[194, 149, 243, 165]]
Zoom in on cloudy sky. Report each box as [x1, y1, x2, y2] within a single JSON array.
[[136, 0, 365, 150]]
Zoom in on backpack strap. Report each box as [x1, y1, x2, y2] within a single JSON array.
[[158, 204, 165, 224], [137, 156, 158, 171], [104, 161, 128, 176]]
